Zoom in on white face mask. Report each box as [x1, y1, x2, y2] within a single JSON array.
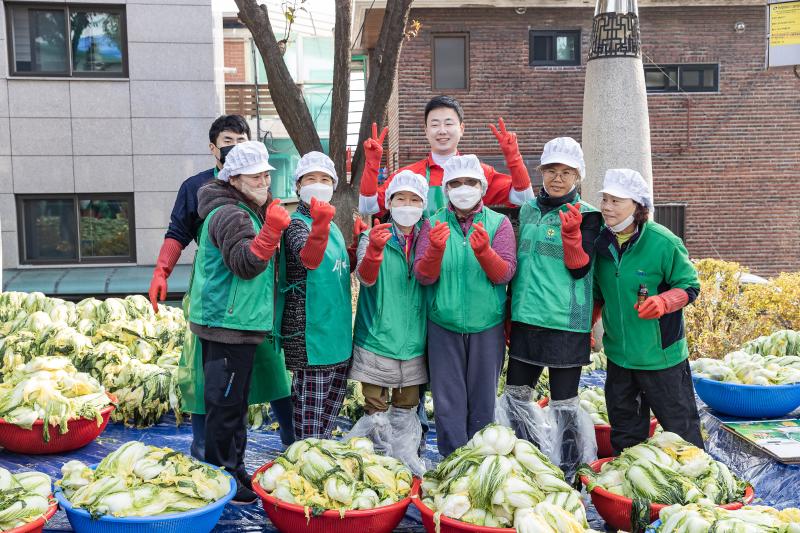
[[609, 213, 635, 233], [391, 205, 423, 227], [236, 180, 271, 206], [299, 182, 334, 204], [448, 185, 482, 211]]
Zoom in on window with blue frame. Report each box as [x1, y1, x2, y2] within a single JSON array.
[[7, 3, 127, 77]]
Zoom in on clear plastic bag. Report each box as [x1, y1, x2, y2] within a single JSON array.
[[346, 407, 427, 476], [387, 406, 427, 477], [347, 411, 393, 453], [549, 395, 598, 482], [495, 384, 555, 459]]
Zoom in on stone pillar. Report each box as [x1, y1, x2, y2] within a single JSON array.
[[581, 0, 653, 205]]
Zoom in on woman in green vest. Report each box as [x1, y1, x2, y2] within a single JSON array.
[[594, 168, 703, 453], [498, 137, 601, 482], [277, 151, 353, 440], [188, 141, 292, 504], [348, 170, 429, 474], [414, 154, 517, 457]]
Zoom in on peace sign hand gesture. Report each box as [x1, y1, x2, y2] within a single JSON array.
[[360, 122, 388, 198], [364, 122, 388, 172], [489, 118, 520, 161]]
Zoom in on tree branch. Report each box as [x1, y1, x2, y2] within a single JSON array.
[[235, 0, 322, 153]]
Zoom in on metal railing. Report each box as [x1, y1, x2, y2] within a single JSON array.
[[224, 84, 280, 117]]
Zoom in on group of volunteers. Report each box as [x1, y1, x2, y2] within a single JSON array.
[[149, 95, 703, 504]]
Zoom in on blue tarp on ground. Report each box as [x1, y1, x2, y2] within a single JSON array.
[[0, 370, 797, 532]]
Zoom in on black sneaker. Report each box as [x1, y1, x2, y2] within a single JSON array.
[[231, 484, 257, 505], [235, 468, 253, 491]]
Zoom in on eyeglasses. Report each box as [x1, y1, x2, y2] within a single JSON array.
[[542, 169, 578, 180], [447, 178, 481, 188]]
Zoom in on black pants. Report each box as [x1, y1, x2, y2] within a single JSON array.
[[506, 358, 582, 401], [606, 358, 704, 454], [201, 339, 257, 478]]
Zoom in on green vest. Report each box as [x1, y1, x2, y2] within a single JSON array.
[[189, 203, 274, 331], [512, 198, 599, 332], [427, 207, 508, 333], [353, 226, 426, 360], [594, 221, 699, 370], [275, 211, 352, 366]]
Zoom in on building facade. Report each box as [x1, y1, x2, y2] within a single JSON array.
[[355, 0, 800, 276], [0, 0, 224, 278]]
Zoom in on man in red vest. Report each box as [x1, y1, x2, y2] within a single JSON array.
[[358, 95, 534, 217]]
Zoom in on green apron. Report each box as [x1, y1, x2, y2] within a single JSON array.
[[275, 211, 352, 366], [177, 207, 291, 415], [424, 164, 446, 218]]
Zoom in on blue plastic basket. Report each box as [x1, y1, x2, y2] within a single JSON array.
[[54, 465, 236, 533], [693, 376, 800, 418]]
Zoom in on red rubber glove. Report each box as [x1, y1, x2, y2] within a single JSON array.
[[416, 221, 450, 280], [348, 216, 370, 266], [149, 238, 183, 313], [635, 288, 689, 320], [300, 197, 336, 270], [250, 199, 290, 261], [470, 222, 510, 284], [559, 202, 589, 270], [489, 118, 530, 192], [357, 220, 392, 285], [359, 123, 388, 197]]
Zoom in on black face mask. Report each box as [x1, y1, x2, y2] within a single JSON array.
[[218, 144, 236, 165]]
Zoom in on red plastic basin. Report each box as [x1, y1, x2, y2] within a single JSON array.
[[4, 498, 58, 533], [595, 418, 659, 459], [252, 461, 419, 533], [0, 394, 116, 455], [580, 457, 755, 532]]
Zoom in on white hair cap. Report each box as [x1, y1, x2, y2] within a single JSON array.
[[217, 141, 274, 182], [540, 137, 586, 178], [599, 168, 653, 210], [385, 170, 430, 209], [293, 151, 338, 189], [442, 154, 487, 194]]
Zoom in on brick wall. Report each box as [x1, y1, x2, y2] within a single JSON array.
[[224, 39, 246, 83], [387, 68, 401, 173], [396, 6, 800, 276]]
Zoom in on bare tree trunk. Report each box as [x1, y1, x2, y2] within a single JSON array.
[[330, 0, 352, 184], [235, 0, 413, 241], [235, 0, 322, 153], [333, 1, 412, 238], [330, 0, 354, 236], [349, 0, 413, 183]]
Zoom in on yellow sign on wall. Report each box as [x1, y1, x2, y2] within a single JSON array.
[[771, 1, 800, 47]]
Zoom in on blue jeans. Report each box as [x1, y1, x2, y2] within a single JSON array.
[[190, 414, 205, 461]]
